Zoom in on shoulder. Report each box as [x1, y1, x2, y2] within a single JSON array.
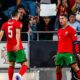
[[1, 22, 7, 31], [16, 21, 23, 29], [2, 21, 7, 26], [16, 21, 22, 25], [57, 28, 62, 34], [67, 25, 76, 31], [1, 21, 7, 28], [58, 28, 62, 32], [67, 25, 77, 34]]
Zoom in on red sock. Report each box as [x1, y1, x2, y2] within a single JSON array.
[[56, 71, 62, 80], [76, 70, 80, 79], [8, 66, 14, 80], [19, 65, 28, 76]]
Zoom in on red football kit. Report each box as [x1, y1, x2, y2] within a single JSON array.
[[58, 25, 79, 53], [1, 19, 23, 51]]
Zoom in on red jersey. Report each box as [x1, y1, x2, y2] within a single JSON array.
[[58, 25, 77, 53], [1, 19, 23, 51]]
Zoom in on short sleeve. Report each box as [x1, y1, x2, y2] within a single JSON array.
[[70, 27, 78, 41], [1, 23, 6, 31], [16, 22, 22, 29]]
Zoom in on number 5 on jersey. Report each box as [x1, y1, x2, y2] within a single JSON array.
[[8, 26, 13, 38]]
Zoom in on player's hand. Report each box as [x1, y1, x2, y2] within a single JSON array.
[[52, 55, 56, 61], [77, 54, 80, 60]]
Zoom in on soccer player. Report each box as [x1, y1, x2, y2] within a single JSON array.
[[0, 10, 28, 80], [55, 14, 80, 80]]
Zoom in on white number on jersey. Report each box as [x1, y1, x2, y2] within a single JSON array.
[[8, 26, 13, 38]]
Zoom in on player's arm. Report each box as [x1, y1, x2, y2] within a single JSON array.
[[73, 41, 79, 54], [70, 27, 79, 54], [0, 30, 4, 42], [15, 28, 21, 50], [72, 36, 80, 60], [71, 29, 80, 54], [74, 41, 80, 60], [74, 41, 80, 61]]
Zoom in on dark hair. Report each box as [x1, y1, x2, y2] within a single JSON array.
[[69, 13, 76, 17], [17, 5, 29, 15], [17, 5, 25, 9], [12, 10, 18, 17], [60, 14, 68, 18]]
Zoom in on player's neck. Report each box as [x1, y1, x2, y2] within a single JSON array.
[[62, 24, 68, 29], [12, 17, 18, 21]]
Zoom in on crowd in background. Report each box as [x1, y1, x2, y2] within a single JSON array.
[[0, 0, 80, 41]]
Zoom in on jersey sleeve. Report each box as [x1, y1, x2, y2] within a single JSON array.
[[16, 22, 22, 29], [70, 28, 78, 41], [70, 27, 80, 53], [1, 23, 6, 31]]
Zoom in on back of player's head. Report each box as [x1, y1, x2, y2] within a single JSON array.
[[12, 10, 18, 17]]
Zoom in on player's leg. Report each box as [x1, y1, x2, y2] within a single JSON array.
[[71, 68, 77, 80], [15, 50, 28, 80], [15, 61, 28, 80], [19, 61, 28, 76], [71, 54, 80, 80], [64, 53, 80, 79], [8, 62, 15, 80], [7, 51, 16, 80], [71, 63, 80, 79], [56, 66, 62, 80], [55, 53, 63, 80]]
